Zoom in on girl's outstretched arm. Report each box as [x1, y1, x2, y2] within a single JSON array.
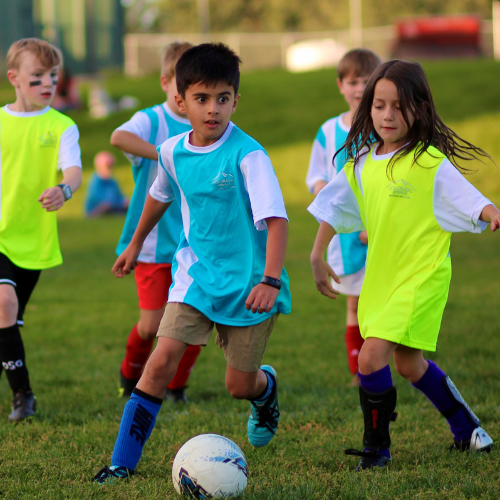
[[310, 221, 341, 299], [480, 204, 500, 232]]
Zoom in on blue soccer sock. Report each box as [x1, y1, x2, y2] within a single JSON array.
[[412, 360, 476, 442], [253, 369, 274, 402], [111, 388, 162, 471], [358, 365, 393, 458]]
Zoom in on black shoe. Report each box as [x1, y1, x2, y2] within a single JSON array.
[[164, 386, 187, 403], [9, 390, 36, 422], [119, 369, 139, 398], [345, 449, 391, 471], [92, 465, 134, 484]]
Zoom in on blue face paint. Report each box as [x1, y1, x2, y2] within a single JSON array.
[[52, 80, 58, 85], [29, 80, 42, 87]]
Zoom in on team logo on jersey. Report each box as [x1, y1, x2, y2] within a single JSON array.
[[387, 179, 416, 199], [212, 172, 235, 191], [39, 132, 57, 147]]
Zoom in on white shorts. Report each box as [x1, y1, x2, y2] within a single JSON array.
[[331, 266, 365, 297]]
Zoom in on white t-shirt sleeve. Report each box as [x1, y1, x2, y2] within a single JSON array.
[[57, 125, 82, 170], [115, 111, 152, 166], [240, 150, 288, 231], [149, 153, 175, 203], [433, 159, 490, 233], [308, 168, 365, 233], [306, 138, 328, 193]]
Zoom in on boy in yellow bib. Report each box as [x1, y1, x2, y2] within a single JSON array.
[[0, 38, 82, 421], [309, 60, 499, 470]]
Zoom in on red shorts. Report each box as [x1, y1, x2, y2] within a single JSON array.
[[134, 262, 173, 310]]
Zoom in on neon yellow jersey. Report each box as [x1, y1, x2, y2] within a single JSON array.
[[0, 107, 75, 269], [343, 145, 453, 351]]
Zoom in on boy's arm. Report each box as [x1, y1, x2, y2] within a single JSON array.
[[110, 130, 158, 161], [38, 166, 82, 212], [479, 204, 500, 231], [310, 221, 341, 299], [245, 217, 288, 314], [313, 180, 328, 196], [112, 194, 171, 278]]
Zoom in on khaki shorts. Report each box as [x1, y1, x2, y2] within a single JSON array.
[[157, 302, 279, 372]]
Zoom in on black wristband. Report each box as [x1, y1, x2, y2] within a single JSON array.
[[260, 276, 281, 290]]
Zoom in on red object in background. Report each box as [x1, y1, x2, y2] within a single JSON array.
[[393, 15, 482, 59]]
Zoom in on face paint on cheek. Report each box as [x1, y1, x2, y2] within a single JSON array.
[[52, 80, 58, 86], [29, 80, 42, 87]]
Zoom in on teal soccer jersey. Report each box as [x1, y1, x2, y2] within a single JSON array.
[[116, 103, 192, 263], [150, 122, 291, 326]]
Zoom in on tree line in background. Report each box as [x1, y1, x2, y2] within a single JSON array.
[[124, 0, 493, 33]]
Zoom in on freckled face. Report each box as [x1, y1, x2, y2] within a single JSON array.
[[175, 81, 239, 147], [8, 52, 58, 111], [371, 78, 415, 154]]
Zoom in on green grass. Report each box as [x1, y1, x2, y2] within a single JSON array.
[[0, 59, 499, 498]]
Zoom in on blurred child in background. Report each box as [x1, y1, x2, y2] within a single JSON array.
[[110, 42, 201, 403], [85, 151, 129, 217], [306, 49, 381, 385]]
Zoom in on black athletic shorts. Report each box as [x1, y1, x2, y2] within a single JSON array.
[[0, 253, 41, 326]]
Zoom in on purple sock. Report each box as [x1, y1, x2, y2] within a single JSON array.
[[412, 360, 476, 442], [358, 365, 393, 393], [358, 365, 392, 458]]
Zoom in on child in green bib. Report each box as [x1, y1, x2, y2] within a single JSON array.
[[0, 38, 82, 422], [309, 60, 499, 471]]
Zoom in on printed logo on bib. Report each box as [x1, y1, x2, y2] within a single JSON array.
[[212, 172, 235, 191], [39, 132, 57, 147], [387, 179, 416, 200]]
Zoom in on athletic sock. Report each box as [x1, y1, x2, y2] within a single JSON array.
[[345, 325, 364, 375], [252, 369, 274, 402], [412, 360, 476, 442], [359, 365, 393, 458], [111, 388, 162, 471], [121, 324, 154, 380], [167, 344, 201, 390], [0, 324, 31, 394]]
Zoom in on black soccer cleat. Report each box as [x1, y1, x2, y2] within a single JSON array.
[[164, 386, 187, 403], [345, 448, 392, 471], [92, 465, 134, 485], [9, 390, 36, 422], [119, 369, 140, 398]]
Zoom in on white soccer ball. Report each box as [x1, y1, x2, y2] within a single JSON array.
[[171, 434, 248, 498]]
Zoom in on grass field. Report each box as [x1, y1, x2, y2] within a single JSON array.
[[0, 60, 499, 499]]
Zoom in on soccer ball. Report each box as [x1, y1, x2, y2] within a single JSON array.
[[171, 434, 248, 498]]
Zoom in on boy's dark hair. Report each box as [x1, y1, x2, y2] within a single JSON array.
[[337, 49, 381, 81], [175, 43, 242, 98], [336, 60, 490, 178]]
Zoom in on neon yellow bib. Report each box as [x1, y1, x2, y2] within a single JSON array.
[[0, 107, 75, 269], [345, 145, 452, 351]]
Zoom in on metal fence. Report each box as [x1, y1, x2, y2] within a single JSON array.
[[124, 21, 494, 76]]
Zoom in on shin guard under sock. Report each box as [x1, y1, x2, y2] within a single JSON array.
[[358, 366, 396, 456], [111, 388, 162, 471], [121, 324, 154, 380], [0, 324, 31, 393], [345, 325, 364, 375], [167, 344, 201, 390], [412, 360, 478, 442]]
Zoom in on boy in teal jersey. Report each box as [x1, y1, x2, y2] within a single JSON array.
[[0, 38, 82, 422], [307, 49, 380, 385], [93, 43, 290, 484], [111, 42, 201, 403]]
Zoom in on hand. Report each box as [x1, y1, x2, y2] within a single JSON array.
[[112, 245, 141, 278], [310, 254, 341, 299], [38, 186, 65, 211], [489, 212, 500, 232], [245, 283, 280, 313], [359, 230, 368, 245]]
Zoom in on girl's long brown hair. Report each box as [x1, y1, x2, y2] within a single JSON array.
[[334, 60, 491, 178]]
